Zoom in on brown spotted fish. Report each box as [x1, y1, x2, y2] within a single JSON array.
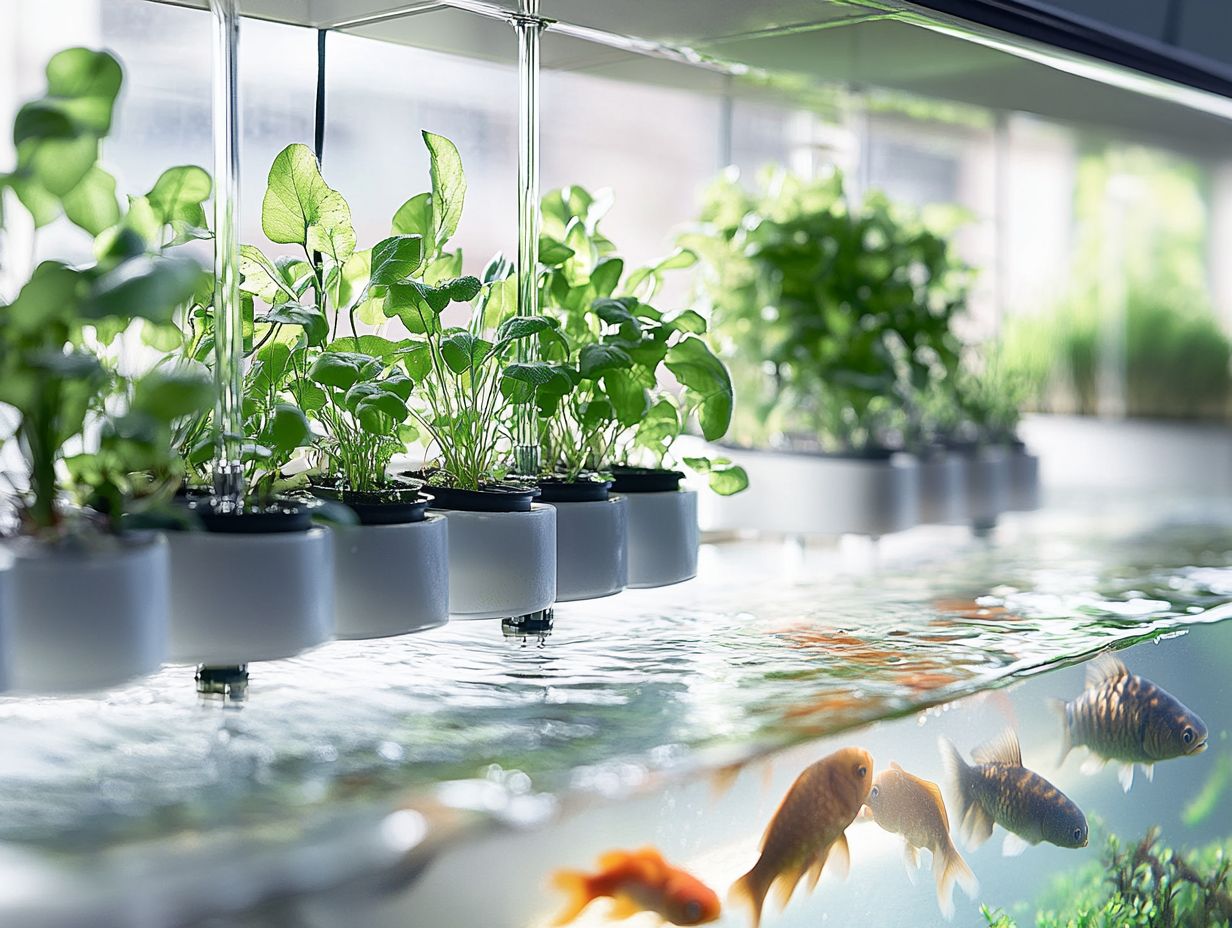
[[940, 730, 1087, 857], [1053, 653, 1208, 792], [728, 747, 873, 928], [865, 762, 978, 919]]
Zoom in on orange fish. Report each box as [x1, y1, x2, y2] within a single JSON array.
[[865, 762, 978, 919], [728, 747, 873, 928], [551, 847, 721, 925]]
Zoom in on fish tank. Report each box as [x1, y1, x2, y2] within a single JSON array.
[[2, 1, 1232, 926], [0, 502, 1229, 927]]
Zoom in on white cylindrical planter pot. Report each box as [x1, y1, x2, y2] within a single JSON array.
[[1008, 444, 1042, 512], [611, 468, 699, 589], [965, 445, 1011, 531], [546, 495, 628, 603], [4, 534, 168, 692], [330, 515, 450, 639], [703, 447, 919, 537], [916, 449, 970, 526], [439, 505, 557, 619], [167, 527, 333, 665]]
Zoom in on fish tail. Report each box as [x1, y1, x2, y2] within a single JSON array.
[[1048, 698, 1073, 765], [550, 870, 595, 926], [939, 736, 992, 849], [934, 836, 979, 920], [728, 864, 770, 928]]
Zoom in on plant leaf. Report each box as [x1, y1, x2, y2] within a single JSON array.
[[665, 336, 734, 441], [369, 234, 425, 285], [261, 143, 354, 262], [423, 130, 465, 252]]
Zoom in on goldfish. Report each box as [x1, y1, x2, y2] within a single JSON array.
[[729, 747, 872, 928], [865, 762, 978, 919], [550, 847, 720, 926], [940, 730, 1087, 857], [1053, 654, 1208, 792]]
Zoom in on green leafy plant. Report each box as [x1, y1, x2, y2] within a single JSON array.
[[239, 141, 432, 500], [0, 48, 210, 536], [982, 828, 1232, 928], [386, 135, 567, 491], [686, 166, 969, 454], [532, 185, 747, 494], [239, 131, 563, 497]]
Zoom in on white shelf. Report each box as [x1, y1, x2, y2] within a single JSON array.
[[149, 0, 1232, 155]]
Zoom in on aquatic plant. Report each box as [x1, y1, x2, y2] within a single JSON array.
[[982, 828, 1232, 928], [534, 185, 747, 493], [685, 166, 969, 454], [0, 48, 211, 535]]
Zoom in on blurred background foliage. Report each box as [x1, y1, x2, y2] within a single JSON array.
[[1003, 144, 1232, 421]]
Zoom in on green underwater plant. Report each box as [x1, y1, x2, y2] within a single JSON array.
[[982, 828, 1232, 928]]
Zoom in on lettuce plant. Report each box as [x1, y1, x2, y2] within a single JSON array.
[[0, 48, 211, 535], [533, 186, 747, 494]]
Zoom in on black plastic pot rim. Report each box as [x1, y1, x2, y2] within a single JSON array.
[[183, 496, 318, 535], [531, 475, 613, 503], [401, 471, 540, 513], [307, 477, 431, 526], [2, 529, 161, 561], [608, 465, 685, 494]]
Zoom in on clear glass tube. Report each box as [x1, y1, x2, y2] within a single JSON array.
[[512, 0, 543, 476], [210, 0, 245, 507]]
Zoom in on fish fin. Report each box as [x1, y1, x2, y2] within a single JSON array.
[[597, 849, 632, 870], [1049, 699, 1073, 766], [919, 777, 951, 834], [770, 859, 810, 912], [935, 838, 978, 921], [902, 842, 920, 885], [550, 870, 595, 926], [828, 833, 851, 881], [1118, 763, 1135, 793], [890, 760, 904, 771], [1142, 763, 1154, 783], [805, 848, 829, 893], [608, 893, 644, 921], [1002, 832, 1030, 857], [939, 736, 988, 849], [1086, 653, 1129, 690], [728, 866, 769, 928], [971, 729, 1023, 767], [1080, 752, 1107, 776]]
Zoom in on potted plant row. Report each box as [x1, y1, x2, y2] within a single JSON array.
[[686, 165, 1041, 537], [0, 49, 214, 691], [0, 47, 752, 694], [531, 185, 747, 591], [685, 167, 958, 537]]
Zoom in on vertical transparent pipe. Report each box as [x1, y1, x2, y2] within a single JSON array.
[[513, 1, 543, 476], [210, 0, 245, 508]]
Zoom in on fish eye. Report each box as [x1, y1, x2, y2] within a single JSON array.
[[1073, 828, 1083, 841], [870, 785, 879, 798], [683, 901, 702, 922], [857, 765, 868, 778], [1183, 727, 1194, 744]]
